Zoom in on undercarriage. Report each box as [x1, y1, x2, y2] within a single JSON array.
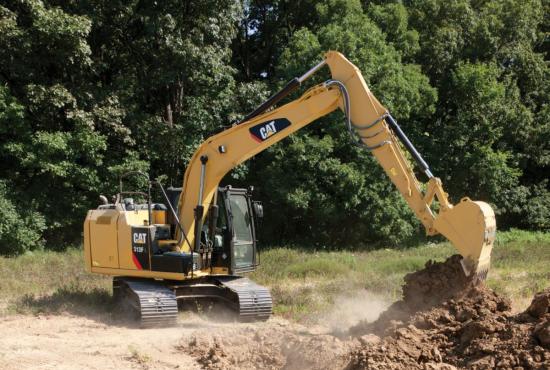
[[113, 276, 272, 327]]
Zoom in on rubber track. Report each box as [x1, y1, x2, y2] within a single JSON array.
[[116, 278, 178, 328]]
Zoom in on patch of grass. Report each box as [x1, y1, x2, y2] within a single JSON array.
[[127, 345, 151, 369], [0, 248, 111, 316], [16, 283, 113, 316], [488, 231, 550, 307], [284, 254, 355, 278], [252, 230, 550, 321]]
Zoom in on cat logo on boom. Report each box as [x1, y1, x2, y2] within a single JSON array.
[[260, 121, 277, 139], [249, 118, 291, 142]]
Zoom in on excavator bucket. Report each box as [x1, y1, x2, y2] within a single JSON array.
[[433, 198, 496, 280]]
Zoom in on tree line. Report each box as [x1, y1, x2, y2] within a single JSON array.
[[0, 0, 548, 255]]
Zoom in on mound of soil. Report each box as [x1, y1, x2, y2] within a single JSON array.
[[347, 255, 550, 369], [350, 255, 478, 338], [178, 255, 549, 370]]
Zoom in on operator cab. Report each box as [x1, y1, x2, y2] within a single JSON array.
[[166, 185, 263, 274]]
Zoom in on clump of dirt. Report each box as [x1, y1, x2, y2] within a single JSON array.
[[177, 320, 352, 370], [530, 290, 550, 349], [350, 255, 477, 337], [347, 255, 550, 369]]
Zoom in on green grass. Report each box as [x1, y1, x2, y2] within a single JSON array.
[[0, 229, 548, 322], [0, 248, 112, 317]]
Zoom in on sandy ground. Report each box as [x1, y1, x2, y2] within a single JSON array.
[[0, 290, 390, 370], [0, 314, 364, 370], [0, 313, 204, 370]]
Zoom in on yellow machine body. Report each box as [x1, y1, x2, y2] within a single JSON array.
[[84, 206, 229, 280], [85, 51, 495, 297]]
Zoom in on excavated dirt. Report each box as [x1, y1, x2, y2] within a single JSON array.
[[178, 320, 352, 370], [347, 255, 550, 369], [177, 255, 549, 369], [349, 255, 478, 338]]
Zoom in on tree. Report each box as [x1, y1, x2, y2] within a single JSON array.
[[0, 0, 258, 254], [400, 0, 550, 229], [0, 1, 114, 250]]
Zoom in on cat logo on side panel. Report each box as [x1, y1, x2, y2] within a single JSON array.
[[133, 232, 147, 244]]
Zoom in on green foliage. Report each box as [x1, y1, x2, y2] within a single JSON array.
[[0, 181, 45, 255], [399, 0, 549, 229], [0, 0, 251, 254], [434, 62, 523, 201], [366, 2, 420, 60], [0, 0, 548, 255]]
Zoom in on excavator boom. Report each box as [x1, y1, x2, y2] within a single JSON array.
[[176, 51, 495, 278]]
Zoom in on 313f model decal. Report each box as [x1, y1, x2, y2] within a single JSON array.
[[249, 118, 291, 142], [131, 227, 150, 270]]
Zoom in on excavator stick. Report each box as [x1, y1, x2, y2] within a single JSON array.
[[322, 51, 496, 280]]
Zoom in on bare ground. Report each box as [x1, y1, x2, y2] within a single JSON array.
[[0, 313, 200, 370], [0, 312, 365, 370], [0, 285, 392, 370], [1, 256, 548, 370]]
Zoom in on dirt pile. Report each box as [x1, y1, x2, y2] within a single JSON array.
[[350, 255, 478, 338], [177, 255, 548, 370], [347, 255, 550, 369]]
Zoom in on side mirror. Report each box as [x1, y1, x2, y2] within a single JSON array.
[[252, 201, 264, 218]]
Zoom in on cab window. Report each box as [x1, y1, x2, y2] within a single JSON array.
[[229, 194, 253, 242]]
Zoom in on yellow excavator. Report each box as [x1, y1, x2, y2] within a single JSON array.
[[84, 51, 496, 326]]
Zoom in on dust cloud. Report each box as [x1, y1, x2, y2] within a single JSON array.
[[318, 290, 389, 334]]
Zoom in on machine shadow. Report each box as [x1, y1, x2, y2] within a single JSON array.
[[18, 288, 247, 328], [16, 286, 129, 326], [178, 298, 246, 324]]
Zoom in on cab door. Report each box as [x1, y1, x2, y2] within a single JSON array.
[[226, 189, 257, 273]]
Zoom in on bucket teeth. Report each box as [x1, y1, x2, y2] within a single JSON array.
[[460, 258, 490, 281], [459, 259, 473, 277], [474, 265, 489, 281]]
